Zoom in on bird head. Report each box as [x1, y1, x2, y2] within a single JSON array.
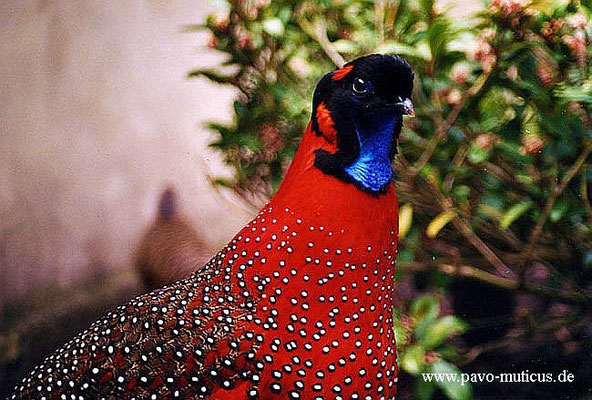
[[310, 54, 414, 194]]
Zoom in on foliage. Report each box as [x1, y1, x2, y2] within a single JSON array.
[[191, 0, 592, 398], [395, 295, 471, 399]]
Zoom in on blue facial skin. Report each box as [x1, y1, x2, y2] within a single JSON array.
[[344, 113, 398, 192]]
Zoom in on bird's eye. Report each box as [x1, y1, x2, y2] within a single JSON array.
[[352, 78, 369, 95]]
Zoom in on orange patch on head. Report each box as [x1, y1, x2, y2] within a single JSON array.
[[316, 102, 338, 146], [332, 64, 354, 81]]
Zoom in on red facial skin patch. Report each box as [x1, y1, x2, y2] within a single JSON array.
[[316, 102, 338, 147], [332, 64, 353, 81]]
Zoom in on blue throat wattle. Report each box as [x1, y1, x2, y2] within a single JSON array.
[[344, 115, 397, 192]]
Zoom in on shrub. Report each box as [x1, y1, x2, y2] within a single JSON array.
[[190, 0, 592, 398]]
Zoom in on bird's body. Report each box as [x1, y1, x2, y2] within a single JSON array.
[[135, 187, 208, 291], [10, 54, 414, 400]]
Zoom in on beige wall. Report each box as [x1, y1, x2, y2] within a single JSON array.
[[0, 0, 251, 307]]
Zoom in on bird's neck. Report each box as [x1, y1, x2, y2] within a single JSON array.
[[246, 122, 400, 288], [273, 121, 399, 242]]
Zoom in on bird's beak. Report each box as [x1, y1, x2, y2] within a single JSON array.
[[395, 98, 414, 116]]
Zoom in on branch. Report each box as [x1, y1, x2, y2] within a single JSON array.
[[438, 262, 516, 289], [519, 141, 592, 277], [296, 16, 345, 68], [443, 142, 470, 193], [581, 167, 592, 222], [477, 220, 524, 251], [412, 71, 491, 175], [450, 215, 516, 278], [375, 0, 386, 45], [457, 314, 579, 366], [483, 161, 540, 201], [400, 261, 592, 307], [397, 160, 516, 278]]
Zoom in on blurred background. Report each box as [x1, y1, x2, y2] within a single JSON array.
[[0, 0, 252, 395], [1, 0, 591, 399]]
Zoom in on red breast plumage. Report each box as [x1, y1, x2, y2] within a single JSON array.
[[9, 54, 414, 400]]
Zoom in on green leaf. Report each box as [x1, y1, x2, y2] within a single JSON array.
[[428, 18, 463, 70], [332, 39, 358, 53], [437, 343, 460, 359], [495, 140, 528, 163], [233, 101, 249, 117], [549, 198, 568, 222], [482, 194, 504, 209], [554, 85, 592, 104], [422, 316, 467, 349], [393, 314, 411, 347], [411, 295, 441, 341], [187, 69, 234, 84], [410, 295, 440, 323], [430, 360, 473, 400], [399, 203, 414, 239], [210, 177, 233, 188], [467, 143, 491, 164], [377, 42, 431, 60], [426, 211, 457, 238], [584, 249, 592, 270], [181, 23, 207, 32], [476, 203, 503, 221], [418, 0, 435, 15], [400, 344, 426, 375], [452, 185, 470, 203], [416, 375, 437, 400], [521, 104, 542, 137], [500, 201, 533, 229], [397, 247, 415, 264], [262, 18, 285, 37]]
